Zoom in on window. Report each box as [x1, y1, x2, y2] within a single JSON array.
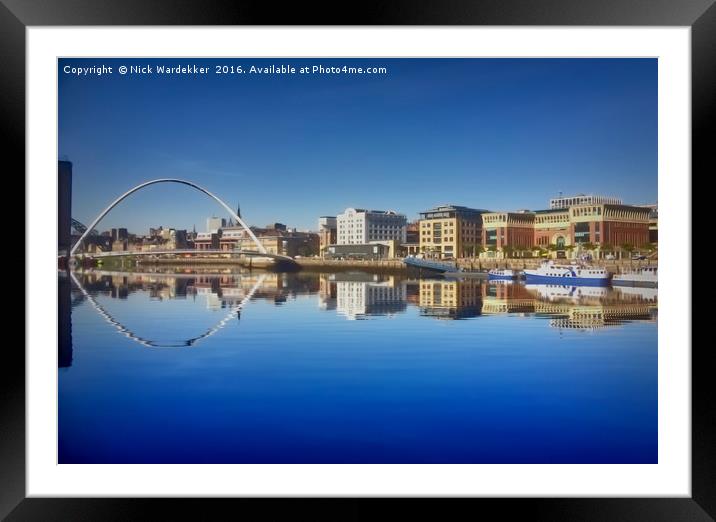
[[574, 222, 590, 244], [486, 229, 497, 246]]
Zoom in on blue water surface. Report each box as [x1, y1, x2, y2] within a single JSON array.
[[58, 270, 657, 463]]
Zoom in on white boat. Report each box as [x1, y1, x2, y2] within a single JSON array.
[[524, 260, 611, 286], [612, 266, 657, 287], [488, 268, 518, 280]]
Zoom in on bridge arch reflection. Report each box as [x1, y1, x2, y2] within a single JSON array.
[[70, 271, 266, 348]]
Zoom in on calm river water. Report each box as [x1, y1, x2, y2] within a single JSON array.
[[58, 268, 657, 463]]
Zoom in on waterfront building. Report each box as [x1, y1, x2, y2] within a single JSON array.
[[549, 193, 622, 210], [484, 203, 652, 254], [402, 221, 420, 256], [324, 243, 391, 260], [58, 160, 72, 255], [638, 204, 658, 243], [216, 226, 319, 257], [194, 232, 219, 250], [534, 209, 571, 249], [419, 205, 488, 259], [336, 208, 407, 245], [569, 203, 651, 247], [318, 216, 337, 256], [481, 211, 535, 251]]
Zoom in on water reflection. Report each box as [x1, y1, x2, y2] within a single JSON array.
[[59, 267, 658, 464], [63, 268, 658, 362], [419, 278, 483, 319], [69, 271, 268, 348]]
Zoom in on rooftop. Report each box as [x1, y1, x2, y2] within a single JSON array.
[[420, 204, 491, 214]]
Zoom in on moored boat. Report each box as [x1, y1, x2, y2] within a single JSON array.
[[612, 266, 657, 287], [523, 260, 611, 286], [488, 268, 518, 280]]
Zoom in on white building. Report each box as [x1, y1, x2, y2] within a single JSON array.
[[336, 208, 407, 245], [206, 216, 226, 233], [549, 194, 622, 209]]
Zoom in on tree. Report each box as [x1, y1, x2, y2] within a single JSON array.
[[619, 242, 635, 261], [582, 242, 595, 252], [546, 243, 559, 252], [474, 245, 485, 257], [502, 245, 514, 258]]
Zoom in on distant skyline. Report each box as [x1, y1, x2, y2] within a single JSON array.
[[59, 58, 657, 234]]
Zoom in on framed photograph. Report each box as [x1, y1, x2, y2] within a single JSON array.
[[7, 1, 711, 519]]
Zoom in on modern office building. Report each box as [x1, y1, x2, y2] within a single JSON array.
[[481, 211, 536, 251], [534, 208, 571, 248], [568, 203, 651, 247], [419, 205, 489, 259], [549, 194, 622, 210], [58, 160, 72, 254], [479, 201, 652, 253], [336, 208, 407, 245]]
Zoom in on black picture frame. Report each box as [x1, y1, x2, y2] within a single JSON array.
[[4, 1, 711, 520]]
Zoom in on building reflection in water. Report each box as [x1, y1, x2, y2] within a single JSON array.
[[334, 273, 406, 320], [521, 283, 657, 330], [60, 269, 659, 369], [419, 278, 483, 320]]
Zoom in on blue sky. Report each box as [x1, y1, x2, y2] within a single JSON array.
[[59, 58, 657, 233]]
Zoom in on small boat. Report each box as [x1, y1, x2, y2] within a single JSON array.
[[524, 260, 611, 286], [488, 268, 518, 280], [612, 266, 657, 287]]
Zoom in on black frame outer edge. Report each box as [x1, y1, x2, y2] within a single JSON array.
[[3, 0, 713, 520]]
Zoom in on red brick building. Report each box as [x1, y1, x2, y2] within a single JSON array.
[[569, 204, 650, 247], [481, 211, 535, 250]]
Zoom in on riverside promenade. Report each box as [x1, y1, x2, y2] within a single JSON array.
[[118, 255, 656, 274], [295, 257, 657, 273]]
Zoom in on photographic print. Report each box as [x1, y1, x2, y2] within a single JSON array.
[[58, 57, 658, 464]]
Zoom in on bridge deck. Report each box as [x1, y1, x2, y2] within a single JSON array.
[[81, 249, 293, 261]]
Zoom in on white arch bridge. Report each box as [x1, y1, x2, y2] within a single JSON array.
[[70, 178, 292, 263]]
